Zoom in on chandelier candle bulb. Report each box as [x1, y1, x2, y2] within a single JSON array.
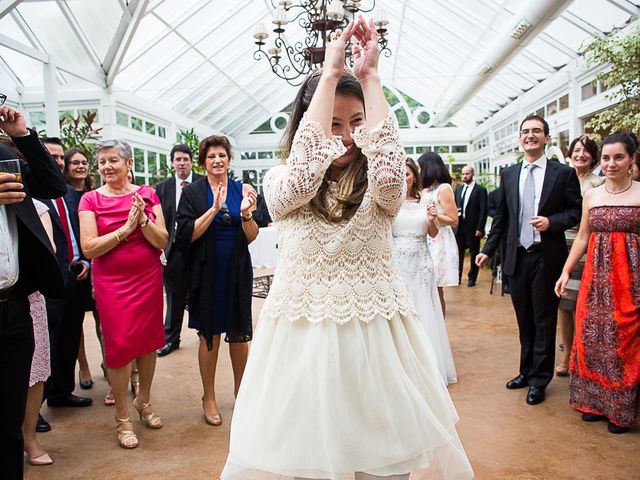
[[327, 0, 344, 20], [268, 40, 282, 56], [374, 9, 389, 27], [273, 7, 289, 26], [254, 23, 268, 41], [278, 0, 293, 7]]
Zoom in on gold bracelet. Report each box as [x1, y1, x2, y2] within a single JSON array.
[[241, 212, 253, 222], [140, 216, 150, 228], [113, 230, 122, 243]]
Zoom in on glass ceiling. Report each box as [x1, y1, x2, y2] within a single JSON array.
[[0, 0, 638, 136]]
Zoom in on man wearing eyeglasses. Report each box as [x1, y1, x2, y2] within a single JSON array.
[[476, 114, 582, 406], [0, 102, 66, 479], [155, 145, 203, 357]]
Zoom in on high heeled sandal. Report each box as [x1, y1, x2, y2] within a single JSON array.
[[104, 388, 115, 406], [202, 397, 222, 426], [115, 416, 138, 449], [28, 452, 53, 465], [133, 397, 163, 429]]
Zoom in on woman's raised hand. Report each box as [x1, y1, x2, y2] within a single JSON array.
[[124, 197, 142, 234], [351, 16, 380, 82], [241, 188, 257, 215], [322, 20, 355, 79], [211, 182, 225, 214]]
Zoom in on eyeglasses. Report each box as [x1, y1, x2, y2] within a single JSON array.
[[69, 160, 89, 166], [520, 128, 544, 136], [0, 94, 6, 106], [221, 203, 232, 225]]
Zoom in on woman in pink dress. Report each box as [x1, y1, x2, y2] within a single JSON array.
[[79, 139, 168, 449]]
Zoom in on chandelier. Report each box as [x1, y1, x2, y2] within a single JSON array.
[[253, 1, 390, 86]]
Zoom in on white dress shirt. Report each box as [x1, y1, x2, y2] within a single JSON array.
[[518, 155, 547, 244], [461, 181, 475, 219], [0, 205, 19, 289]]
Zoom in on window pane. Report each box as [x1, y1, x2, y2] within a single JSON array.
[[134, 148, 145, 172], [452, 145, 468, 153], [415, 146, 431, 154], [29, 111, 46, 126], [258, 151, 273, 159], [436, 146, 450, 153], [395, 109, 410, 128], [131, 117, 143, 131], [148, 151, 157, 174], [559, 130, 570, 156], [581, 81, 597, 100], [536, 108, 545, 118], [116, 111, 129, 127], [546, 100, 558, 116], [404, 147, 414, 154], [157, 126, 167, 138], [145, 121, 156, 135], [241, 151, 257, 160], [159, 153, 168, 176], [559, 94, 569, 110]]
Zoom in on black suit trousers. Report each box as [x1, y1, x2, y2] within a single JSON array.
[[509, 248, 559, 387], [456, 227, 481, 282], [45, 276, 86, 400], [0, 295, 34, 480], [163, 252, 188, 345]]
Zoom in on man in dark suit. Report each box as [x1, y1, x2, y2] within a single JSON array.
[[39, 138, 92, 410], [155, 145, 203, 357], [0, 104, 66, 479], [476, 114, 581, 405], [454, 165, 487, 287]]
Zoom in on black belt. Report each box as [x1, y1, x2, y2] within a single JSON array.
[[0, 284, 17, 303], [518, 243, 542, 254]]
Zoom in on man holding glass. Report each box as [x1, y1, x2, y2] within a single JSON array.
[[0, 99, 67, 479]]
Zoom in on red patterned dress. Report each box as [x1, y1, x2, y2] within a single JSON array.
[[570, 206, 640, 428]]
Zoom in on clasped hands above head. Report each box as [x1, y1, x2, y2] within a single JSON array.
[[322, 15, 380, 81]]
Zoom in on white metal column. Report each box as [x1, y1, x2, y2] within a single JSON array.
[[42, 56, 60, 137]]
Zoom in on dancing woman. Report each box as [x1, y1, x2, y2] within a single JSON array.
[[220, 17, 473, 480]]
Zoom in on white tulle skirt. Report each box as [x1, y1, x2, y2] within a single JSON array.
[[220, 310, 474, 480]]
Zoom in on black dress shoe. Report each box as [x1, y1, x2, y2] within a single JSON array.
[[467, 279, 477, 287], [36, 414, 51, 433], [156, 342, 180, 357], [47, 394, 93, 407], [505, 374, 528, 389], [526, 386, 546, 405], [607, 421, 629, 434], [581, 412, 607, 422]]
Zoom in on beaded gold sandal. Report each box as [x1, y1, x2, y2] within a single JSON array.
[[133, 397, 163, 429], [115, 416, 138, 449]]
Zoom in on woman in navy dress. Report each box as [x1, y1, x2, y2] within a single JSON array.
[[177, 135, 258, 426]]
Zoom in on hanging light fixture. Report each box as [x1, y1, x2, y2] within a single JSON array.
[[253, 1, 391, 86]]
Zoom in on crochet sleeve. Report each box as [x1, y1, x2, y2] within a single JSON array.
[[264, 116, 346, 221], [353, 110, 406, 216]]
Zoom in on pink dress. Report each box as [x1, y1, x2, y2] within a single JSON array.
[[79, 185, 165, 368]]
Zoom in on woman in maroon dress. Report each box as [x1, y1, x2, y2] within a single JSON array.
[[79, 139, 168, 448], [556, 132, 640, 434]]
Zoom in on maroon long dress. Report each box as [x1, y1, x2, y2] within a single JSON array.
[[79, 185, 165, 368]]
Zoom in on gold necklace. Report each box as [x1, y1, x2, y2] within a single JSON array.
[[604, 180, 633, 197]]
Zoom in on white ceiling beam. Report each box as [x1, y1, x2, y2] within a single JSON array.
[[538, 32, 577, 57], [604, 0, 640, 17], [432, 0, 574, 126], [0, 55, 24, 93], [0, 0, 23, 20], [390, 2, 406, 83], [561, 11, 602, 36], [131, 0, 255, 92], [103, 0, 149, 87], [54, 0, 102, 70], [0, 33, 106, 87]]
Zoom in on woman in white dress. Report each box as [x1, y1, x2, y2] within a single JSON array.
[[418, 152, 459, 317], [392, 159, 458, 385], [221, 17, 473, 480]]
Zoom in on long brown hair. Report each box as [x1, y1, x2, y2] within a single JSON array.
[[406, 158, 422, 200], [281, 72, 368, 223], [63, 148, 93, 191]]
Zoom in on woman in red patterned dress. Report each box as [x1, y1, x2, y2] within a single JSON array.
[[555, 132, 640, 434]]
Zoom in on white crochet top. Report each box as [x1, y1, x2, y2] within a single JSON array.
[[262, 110, 413, 324]]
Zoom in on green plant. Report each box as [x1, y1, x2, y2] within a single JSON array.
[[582, 24, 640, 135], [176, 128, 204, 175]]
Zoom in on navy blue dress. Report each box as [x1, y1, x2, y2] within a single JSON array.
[[188, 179, 243, 335]]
